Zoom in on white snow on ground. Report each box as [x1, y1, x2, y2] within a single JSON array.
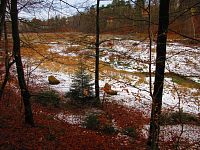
[[23, 63, 72, 93], [142, 124, 200, 145], [166, 43, 200, 77], [23, 41, 200, 114], [48, 42, 79, 57], [191, 77, 200, 83], [100, 76, 199, 114], [101, 40, 200, 79], [25, 64, 199, 114], [160, 125, 200, 142], [55, 113, 85, 125]]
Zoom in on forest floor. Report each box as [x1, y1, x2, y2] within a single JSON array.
[[0, 87, 199, 149], [0, 88, 149, 150]]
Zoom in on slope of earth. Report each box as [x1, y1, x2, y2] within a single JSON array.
[[0, 89, 148, 150]]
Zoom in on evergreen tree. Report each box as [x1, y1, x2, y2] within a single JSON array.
[[69, 59, 94, 101]]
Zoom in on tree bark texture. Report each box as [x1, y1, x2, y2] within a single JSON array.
[[0, 0, 6, 40], [0, 21, 13, 99], [148, 0, 170, 149], [11, 0, 34, 126], [95, 0, 100, 101], [0, 0, 7, 98]]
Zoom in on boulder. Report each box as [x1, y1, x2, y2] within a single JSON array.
[[48, 75, 60, 85], [102, 83, 117, 95]]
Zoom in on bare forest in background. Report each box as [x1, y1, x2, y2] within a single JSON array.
[[17, 0, 200, 37]]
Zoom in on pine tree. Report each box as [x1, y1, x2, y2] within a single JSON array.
[[69, 59, 94, 101]]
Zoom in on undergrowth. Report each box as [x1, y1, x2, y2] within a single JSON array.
[[33, 89, 60, 107], [160, 111, 200, 126], [83, 114, 100, 130], [123, 127, 137, 139]]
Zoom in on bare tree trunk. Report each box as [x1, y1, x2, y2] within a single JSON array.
[[95, 0, 100, 101], [0, 0, 7, 40], [11, 0, 34, 126], [191, 15, 196, 39], [0, 0, 8, 99], [148, 0, 153, 97], [148, 0, 170, 149], [0, 21, 14, 99]]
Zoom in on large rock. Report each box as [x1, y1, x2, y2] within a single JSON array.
[[48, 75, 60, 85], [102, 83, 117, 95]]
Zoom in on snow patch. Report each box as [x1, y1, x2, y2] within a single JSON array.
[[143, 124, 200, 142], [55, 113, 85, 125]]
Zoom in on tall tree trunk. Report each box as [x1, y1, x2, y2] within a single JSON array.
[[11, 0, 34, 126], [95, 0, 100, 101], [148, 0, 170, 149], [0, 0, 6, 40], [0, 21, 14, 99], [0, 0, 7, 98]]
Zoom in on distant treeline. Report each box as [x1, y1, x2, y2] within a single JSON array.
[[19, 0, 200, 37]]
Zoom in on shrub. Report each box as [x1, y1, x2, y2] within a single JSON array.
[[46, 133, 56, 141], [34, 90, 60, 107], [83, 114, 100, 130], [160, 111, 199, 125], [123, 127, 137, 138], [101, 124, 116, 134]]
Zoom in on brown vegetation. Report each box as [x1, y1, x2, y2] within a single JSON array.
[[0, 86, 149, 149]]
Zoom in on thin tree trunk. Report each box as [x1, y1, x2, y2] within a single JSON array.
[[0, 0, 7, 40], [148, 0, 153, 97], [191, 16, 196, 39], [95, 0, 100, 101], [0, 0, 7, 98], [0, 21, 14, 99], [148, 0, 170, 149], [11, 0, 34, 126]]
